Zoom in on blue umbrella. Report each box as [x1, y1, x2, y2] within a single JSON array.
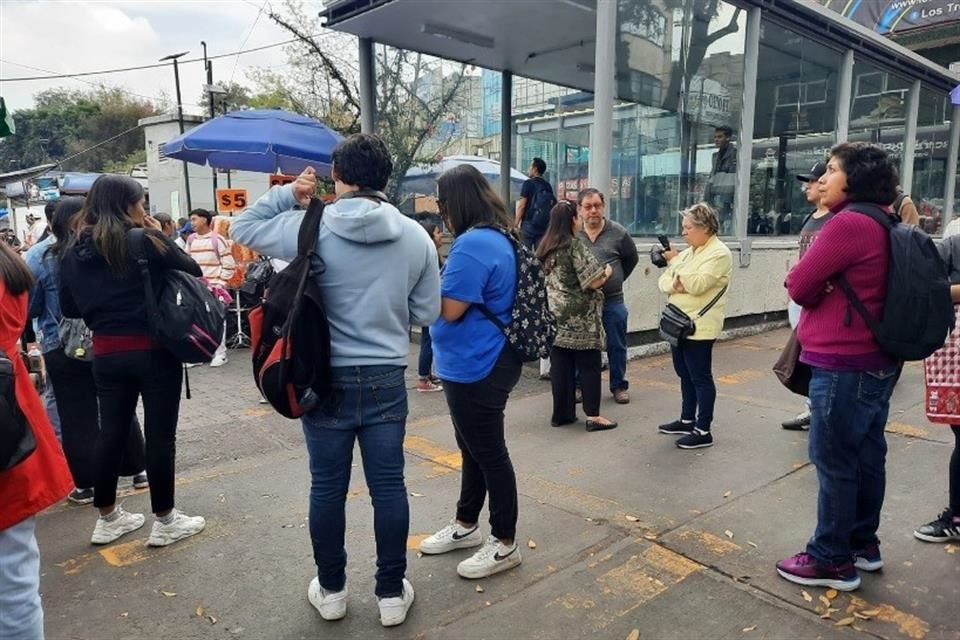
[[161, 109, 342, 175], [400, 155, 528, 198]]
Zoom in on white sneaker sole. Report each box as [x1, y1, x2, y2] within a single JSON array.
[[147, 520, 206, 547], [91, 517, 145, 545], [379, 579, 414, 627], [457, 551, 522, 579], [776, 568, 860, 591], [420, 534, 483, 555], [914, 530, 960, 543], [308, 578, 347, 621]]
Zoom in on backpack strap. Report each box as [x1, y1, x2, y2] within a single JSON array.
[[127, 229, 161, 336], [833, 202, 892, 333], [476, 226, 521, 333], [297, 198, 326, 257]]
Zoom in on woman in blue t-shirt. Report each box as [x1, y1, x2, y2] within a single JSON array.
[[419, 164, 524, 580]]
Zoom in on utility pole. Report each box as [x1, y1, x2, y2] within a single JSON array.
[[202, 41, 218, 211], [160, 51, 192, 214]]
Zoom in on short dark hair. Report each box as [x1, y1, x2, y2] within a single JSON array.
[[531, 157, 547, 176], [715, 126, 733, 137], [436, 164, 512, 236], [577, 188, 605, 206], [420, 220, 440, 237], [331, 133, 393, 191], [189, 208, 213, 223], [44, 201, 57, 221], [829, 141, 899, 205]]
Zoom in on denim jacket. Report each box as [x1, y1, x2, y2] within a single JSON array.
[[25, 236, 62, 353]]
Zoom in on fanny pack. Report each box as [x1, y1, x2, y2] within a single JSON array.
[[659, 286, 727, 346]]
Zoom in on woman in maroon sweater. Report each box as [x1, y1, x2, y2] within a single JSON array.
[[777, 142, 901, 591]]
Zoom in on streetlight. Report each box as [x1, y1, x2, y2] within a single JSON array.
[[200, 41, 227, 209], [160, 50, 192, 213]]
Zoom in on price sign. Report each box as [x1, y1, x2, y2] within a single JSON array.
[[217, 188, 248, 213], [269, 174, 296, 187]]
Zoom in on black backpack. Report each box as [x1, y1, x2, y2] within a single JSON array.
[[478, 226, 557, 362], [836, 203, 954, 361], [0, 353, 36, 471], [129, 229, 227, 364], [526, 178, 557, 234], [249, 197, 332, 419]]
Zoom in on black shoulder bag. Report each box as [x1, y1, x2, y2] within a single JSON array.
[[0, 353, 36, 470], [659, 286, 728, 347]]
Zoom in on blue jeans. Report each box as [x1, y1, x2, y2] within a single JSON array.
[[670, 339, 716, 430], [521, 228, 543, 252], [0, 517, 43, 640], [417, 326, 433, 378], [806, 365, 899, 566], [602, 302, 629, 392], [43, 384, 61, 443], [301, 365, 409, 598]]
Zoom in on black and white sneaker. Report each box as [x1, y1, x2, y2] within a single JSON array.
[[914, 509, 960, 543], [676, 428, 714, 449], [658, 420, 695, 435], [68, 488, 94, 505], [457, 535, 522, 579], [419, 520, 483, 554]]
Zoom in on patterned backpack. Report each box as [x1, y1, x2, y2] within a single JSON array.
[[478, 226, 557, 362]]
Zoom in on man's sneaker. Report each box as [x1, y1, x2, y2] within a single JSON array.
[[658, 420, 695, 435], [782, 411, 811, 431], [132, 472, 149, 490], [210, 354, 228, 368], [914, 509, 960, 543], [147, 510, 206, 547], [776, 552, 861, 591], [676, 428, 714, 449], [377, 578, 414, 627], [307, 577, 347, 621], [68, 488, 94, 505], [852, 544, 884, 572], [457, 535, 522, 579], [420, 520, 483, 555], [416, 378, 443, 393], [91, 507, 145, 544]]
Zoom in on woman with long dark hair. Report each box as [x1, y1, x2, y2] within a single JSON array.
[[0, 240, 73, 639], [59, 175, 205, 547], [26, 197, 148, 505], [536, 201, 616, 431], [419, 164, 524, 579]]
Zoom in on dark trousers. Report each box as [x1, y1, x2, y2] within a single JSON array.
[[44, 349, 146, 489], [602, 302, 629, 392], [806, 365, 898, 565], [521, 229, 543, 252], [92, 349, 183, 513], [550, 346, 601, 422], [442, 348, 522, 541], [670, 339, 716, 431], [951, 426, 960, 514], [417, 326, 433, 378]]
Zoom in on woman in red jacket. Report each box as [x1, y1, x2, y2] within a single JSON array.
[[0, 240, 73, 640]]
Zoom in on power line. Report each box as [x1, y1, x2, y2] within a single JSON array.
[[57, 123, 145, 167], [0, 35, 314, 83], [231, 0, 270, 84]]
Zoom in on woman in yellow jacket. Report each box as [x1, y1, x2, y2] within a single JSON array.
[[656, 203, 732, 449]]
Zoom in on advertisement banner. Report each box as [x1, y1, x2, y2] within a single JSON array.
[[817, 0, 960, 35]]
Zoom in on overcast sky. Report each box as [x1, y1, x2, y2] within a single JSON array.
[[0, 0, 325, 113]]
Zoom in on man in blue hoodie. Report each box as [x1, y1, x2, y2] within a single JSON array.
[[230, 133, 440, 628]]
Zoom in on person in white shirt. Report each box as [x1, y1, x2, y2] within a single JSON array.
[[187, 208, 236, 367]]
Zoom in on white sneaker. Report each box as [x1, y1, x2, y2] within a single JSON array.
[[147, 509, 206, 547], [419, 520, 483, 555], [457, 535, 522, 579], [307, 577, 347, 621], [209, 355, 228, 368], [377, 578, 414, 627], [91, 507, 145, 544]]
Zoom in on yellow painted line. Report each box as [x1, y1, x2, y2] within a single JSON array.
[[885, 422, 929, 439], [675, 528, 741, 556], [403, 433, 461, 472], [848, 596, 930, 640], [99, 539, 149, 567], [407, 534, 429, 550], [716, 369, 766, 385]]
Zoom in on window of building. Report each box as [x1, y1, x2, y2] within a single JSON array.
[[911, 87, 951, 235], [747, 19, 843, 236]]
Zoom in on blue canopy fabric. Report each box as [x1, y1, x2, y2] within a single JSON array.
[[400, 155, 527, 197], [160, 109, 342, 176]]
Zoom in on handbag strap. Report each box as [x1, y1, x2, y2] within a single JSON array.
[[694, 285, 728, 319]]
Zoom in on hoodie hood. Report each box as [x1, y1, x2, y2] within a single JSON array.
[[323, 197, 405, 244], [72, 232, 104, 263]]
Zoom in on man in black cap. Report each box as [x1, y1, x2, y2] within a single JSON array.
[[782, 160, 830, 431]]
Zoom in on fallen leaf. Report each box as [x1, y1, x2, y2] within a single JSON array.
[[484, 601, 491, 607], [946, 544, 958, 555], [120, 612, 129, 618], [820, 611, 833, 620], [196, 605, 205, 617], [724, 530, 734, 539], [625, 630, 640, 640], [818, 595, 832, 608], [742, 625, 757, 633], [747, 541, 758, 549], [410, 492, 425, 498], [160, 591, 177, 598], [834, 617, 855, 627], [625, 515, 640, 522], [527, 539, 537, 549], [792, 463, 805, 470], [801, 590, 813, 603], [853, 612, 871, 620], [723, 491, 732, 498], [859, 609, 881, 617], [825, 589, 839, 600], [643, 533, 658, 541], [475, 585, 484, 593]]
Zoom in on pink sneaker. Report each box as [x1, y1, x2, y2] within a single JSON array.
[[416, 378, 443, 393], [776, 552, 860, 591]]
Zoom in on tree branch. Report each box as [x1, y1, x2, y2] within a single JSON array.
[[705, 7, 742, 45]]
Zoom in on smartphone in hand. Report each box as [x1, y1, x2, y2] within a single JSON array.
[[657, 234, 671, 250]]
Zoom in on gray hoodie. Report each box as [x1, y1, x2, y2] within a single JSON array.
[[230, 184, 440, 367]]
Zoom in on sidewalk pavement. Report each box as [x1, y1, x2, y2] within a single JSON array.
[[35, 329, 959, 640]]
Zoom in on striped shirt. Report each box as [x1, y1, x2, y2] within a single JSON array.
[[187, 232, 236, 287]]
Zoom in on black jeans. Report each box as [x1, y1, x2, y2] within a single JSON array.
[[44, 349, 146, 489], [950, 425, 960, 514], [92, 349, 183, 513], [442, 348, 522, 541], [550, 346, 601, 422], [670, 339, 717, 431]]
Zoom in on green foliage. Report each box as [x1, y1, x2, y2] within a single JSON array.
[[0, 87, 157, 172]]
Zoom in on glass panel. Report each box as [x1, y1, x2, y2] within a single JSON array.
[[747, 19, 842, 236], [912, 87, 950, 235], [848, 59, 909, 157]]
